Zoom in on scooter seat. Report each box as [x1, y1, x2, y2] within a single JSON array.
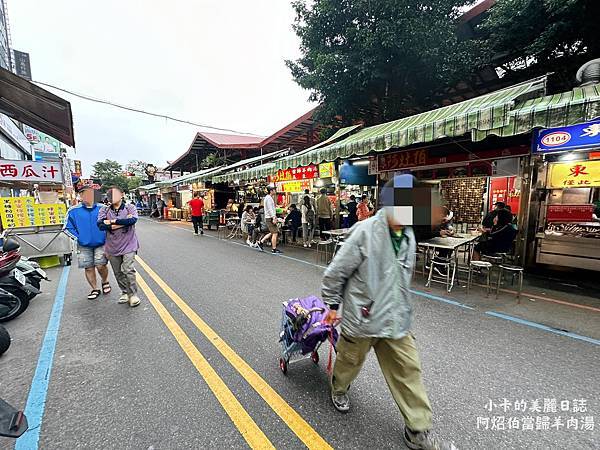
[[2, 239, 19, 253]]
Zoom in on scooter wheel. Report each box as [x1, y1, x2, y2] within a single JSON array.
[[0, 288, 29, 322], [279, 358, 288, 375], [0, 325, 10, 355]]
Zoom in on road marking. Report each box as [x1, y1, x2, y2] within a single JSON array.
[[136, 273, 275, 449], [485, 311, 600, 346], [16, 266, 70, 450], [136, 256, 333, 450], [409, 289, 475, 310]]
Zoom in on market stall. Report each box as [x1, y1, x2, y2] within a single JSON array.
[[0, 160, 73, 264], [532, 121, 600, 271], [375, 145, 528, 230]]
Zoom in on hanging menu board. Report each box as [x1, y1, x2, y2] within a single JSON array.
[[0, 197, 67, 228]]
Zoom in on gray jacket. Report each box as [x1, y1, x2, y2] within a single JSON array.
[[322, 209, 416, 339]]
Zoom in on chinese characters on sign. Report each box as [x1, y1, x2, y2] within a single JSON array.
[[378, 149, 427, 172], [0, 160, 63, 183], [477, 398, 594, 432], [318, 162, 335, 178], [0, 197, 67, 228], [269, 165, 318, 183], [548, 160, 600, 189]]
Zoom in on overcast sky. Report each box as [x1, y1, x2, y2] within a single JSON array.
[[9, 0, 314, 175]]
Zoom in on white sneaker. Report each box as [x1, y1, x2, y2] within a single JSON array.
[[118, 293, 129, 304], [246, 239, 252, 246], [128, 295, 141, 307], [303, 243, 308, 248]]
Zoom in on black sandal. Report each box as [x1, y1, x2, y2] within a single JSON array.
[[101, 282, 112, 295], [87, 289, 101, 300]]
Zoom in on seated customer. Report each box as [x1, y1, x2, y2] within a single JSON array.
[[472, 209, 516, 261], [285, 204, 302, 243], [432, 206, 455, 277]]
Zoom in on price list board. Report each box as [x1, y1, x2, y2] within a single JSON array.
[[0, 197, 67, 228]]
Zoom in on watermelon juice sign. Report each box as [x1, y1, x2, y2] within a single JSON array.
[[534, 120, 600, 153]]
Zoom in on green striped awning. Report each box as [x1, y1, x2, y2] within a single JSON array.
[[276, 76, 549, 168], [212, 163, 276, 184], [474, 83, 600, 141], [273, 124, 362, 170]]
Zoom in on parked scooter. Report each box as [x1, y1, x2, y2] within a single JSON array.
[[0, 238, 40, 322]]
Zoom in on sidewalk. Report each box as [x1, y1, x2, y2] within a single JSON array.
[[155, 219, 600, 341]]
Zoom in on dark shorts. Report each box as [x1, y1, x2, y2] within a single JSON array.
[[266, 218, 278, 234]]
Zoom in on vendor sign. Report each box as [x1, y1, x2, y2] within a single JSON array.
[[319, 162, 335, 178], [534, 119, 600, 153], [277, 180, 311, 193], [0, 160, 63, 183], [269, 165, 318, 183], [0, 197, 67, 228], [548, 160, 600, 188]]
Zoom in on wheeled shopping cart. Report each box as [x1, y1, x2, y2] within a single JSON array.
[[278, 297, 338, 374]]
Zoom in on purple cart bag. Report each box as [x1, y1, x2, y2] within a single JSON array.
[[285, 296, 338, 355]]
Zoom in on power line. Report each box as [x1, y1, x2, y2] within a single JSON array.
[[32, 80, 263, 137]]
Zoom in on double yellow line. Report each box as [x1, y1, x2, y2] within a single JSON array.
[[135, 256, 332, 450]]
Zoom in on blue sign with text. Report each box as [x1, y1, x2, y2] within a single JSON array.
[[534, 119, 600, 153]]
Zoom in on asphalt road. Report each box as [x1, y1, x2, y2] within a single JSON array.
[[1, 218, 598, 450]]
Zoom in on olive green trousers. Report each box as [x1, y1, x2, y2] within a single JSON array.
[[332, 333, 433, 431]]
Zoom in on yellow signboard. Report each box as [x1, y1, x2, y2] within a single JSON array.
[[319, 162, 335, 178], [277, 180, 311, 193], [0, 197, 67, 228], [549, 160, 600, 189]]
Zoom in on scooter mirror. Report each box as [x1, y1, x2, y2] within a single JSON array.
[[0, 398, 28, 438]]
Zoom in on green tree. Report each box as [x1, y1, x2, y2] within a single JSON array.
[[201, 152, 225, 169], [287, 0, 476, 125], [476, 0, 600, 86], [126, 176, 143, 192], [92, 159, 129, 192], [125, 160, 151, 178]]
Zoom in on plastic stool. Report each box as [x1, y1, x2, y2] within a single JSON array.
[[467, 261, 493, 296], [316, 239, 334, 265], [496, 264, 525, 303]]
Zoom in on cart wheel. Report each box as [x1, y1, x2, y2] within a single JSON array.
[[311, 351, 319, 364], [64, 254, 72, 266], [279, 358, 288, 375]]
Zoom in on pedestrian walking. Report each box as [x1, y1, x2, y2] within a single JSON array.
[[64, 186, 111, 300], [346, 195, 358, 227], [188, 192, 205, 235], [300, 195, 316, 247], [98, 186, 141, 307], [357, 194, 372, 221], [316, 188, 333, 239], [258, 187, 282, 254], [322, 174, 457, 450]]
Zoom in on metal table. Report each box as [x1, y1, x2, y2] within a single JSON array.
[[418, 234, 480, 292], [322, 229, 350, 261]]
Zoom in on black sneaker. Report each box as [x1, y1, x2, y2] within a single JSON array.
[[272, 248, 282, 254], [200, 230, 204, 235], [257, 242, 264, 252], [404, 428, 458, 450]]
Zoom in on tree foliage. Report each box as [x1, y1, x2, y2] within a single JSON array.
[[287, 0, 476, 125], [92, 159, 129, 192], [202, 152, 225, 168], [125, 160, 150, 178], [477, 0, 600, 85]]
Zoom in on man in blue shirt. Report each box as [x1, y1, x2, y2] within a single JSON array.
[[65, 186, 111, 300]]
